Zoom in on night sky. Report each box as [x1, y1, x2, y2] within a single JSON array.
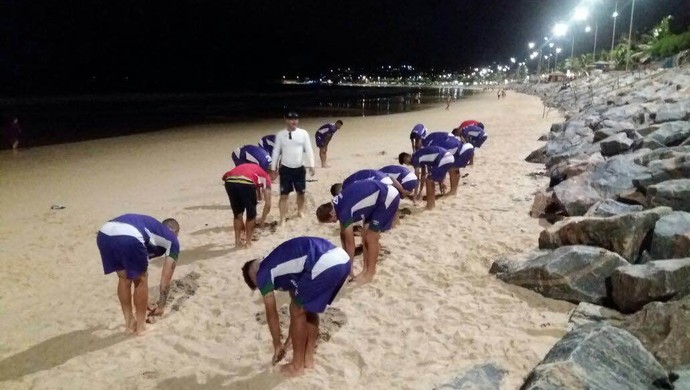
[[2, 0, 689, 94]]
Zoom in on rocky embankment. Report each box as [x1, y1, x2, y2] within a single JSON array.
[[489, 68, 690, 389]]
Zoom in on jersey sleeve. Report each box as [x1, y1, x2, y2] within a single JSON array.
[[256, 267, 274, 296], [333, 195, 354, 228]]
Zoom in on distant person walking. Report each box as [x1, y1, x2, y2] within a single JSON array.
[[4, 116, 22, 155], [96, 214, 181, 335], [270, 110, 315, 225], [445, 96, 451, 110], [315, 120, 343, 168]]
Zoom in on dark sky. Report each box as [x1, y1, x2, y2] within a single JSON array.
[[1, 0, 688, 94]]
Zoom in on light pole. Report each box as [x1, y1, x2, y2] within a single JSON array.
[[555, 47, 562, 71], [611, 1, 619, 51], [626, 0, 636, 71], [571, 7, 588, 68], [553, 23, 567, 67]]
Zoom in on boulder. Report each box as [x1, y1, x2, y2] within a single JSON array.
[[648, 179, 690, 212], [530, 190, 558, 218], [589, 156, 650, 199], [600, 133, 634, 157], [538, 134, 548, 141], [552, 174, 601, 216], [566, 302, 627, 331], [633, 157, 690, 193], [617, 190, 650, 207], [539, 207, 673, 262], [593, 128, 617, 142], [655, 99, 690, 123], [489, 249, 551, 275], [525, 145, 547, 163], [671, 366, 690, 390], [621, 296, 690, 369], [492, 246, 628, 305], [435, 363, 508, 390], [633, 145, 690, 166], [585, 199, 644, 217], [520, 324, 670, 390], [647, 121, 690, 147], [650, 211, 690, 260], [611, 258, 690, 313]]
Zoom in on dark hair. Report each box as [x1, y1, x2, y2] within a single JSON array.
[[330, 183, 343, 197], [335, 120, 343, 125], [316, 202, 335, 222], [242, 259, 257, 290], [162, 218, 180, 233], [398, 152, 411, 165]]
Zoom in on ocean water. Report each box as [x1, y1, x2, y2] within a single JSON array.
[[0, 84, 467, 149]]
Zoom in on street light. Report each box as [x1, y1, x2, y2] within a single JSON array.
[[555, 47, 562, 71], [611, 1, 619, 51], [626, 0, 636, 71]]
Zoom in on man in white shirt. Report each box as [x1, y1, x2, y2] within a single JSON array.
[[270, 111, 316, 225]]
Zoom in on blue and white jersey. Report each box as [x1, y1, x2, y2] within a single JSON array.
[[256, 237, 348, 295], [99, 214, 180, 260], [409, 124, 427, 140], [422, 131, 454, 146], [411, 146, 454, 169], [423, 133, 461, 155], [258, 135, 276, 156], [333, 180, 399, 228], [379, 165, 418, 193], [232, 145, 272, 171], [342, 169, 393, 190], [461, 125, 486, 140]]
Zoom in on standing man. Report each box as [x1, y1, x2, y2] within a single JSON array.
[[270, 111, 316, 225], [316, 180, 400, 283], [96, 214, 180, 335], [241, 237, 351, 377], [222, 163, 272, 248], [232, 144, 272, 172], [315, 120, 343, 168]]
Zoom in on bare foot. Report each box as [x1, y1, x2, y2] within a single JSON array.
[[448, 191, 457, 196], [304, 354, 315, 369], [297, 212, 304, 219], [125, 316, 137, 334], [280, 363, 304, 377], [353, 273, 374, 284], [426, 204, 435, 211]]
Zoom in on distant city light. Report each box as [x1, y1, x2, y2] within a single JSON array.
[[528, 42, 535, 49]]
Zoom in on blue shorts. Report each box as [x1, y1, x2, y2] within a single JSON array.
[[429, 165, 452, 182], [470, 134, 488, 148], [97, 232, 148, 280], [454, 148, 475, 168], [294, 248, 351, 313], [368, 188, 400, 232]]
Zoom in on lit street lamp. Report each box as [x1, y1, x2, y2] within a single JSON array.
[[555, 47, 562, 71], [626, 0, 636, 71], [611, 1, 619, 51]]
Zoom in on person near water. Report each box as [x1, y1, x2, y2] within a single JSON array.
[[315, 120, 343, 168], [241, 236, 351, 377], [4, 116, 22, 154], [270, 111, 316, 225], [222, 163, 272, 248], [96, 214, 180, 335], [232, 144, 272, 172], [398, 146, 455, 210], [316, 180, 400, 283]]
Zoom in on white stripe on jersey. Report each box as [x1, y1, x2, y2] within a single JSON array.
[[384, 186, 399, 209], [317, 127, 332, 135], [232, 147, 241, 161], [380, 176, 394, 185], [460, 143, 474, 155], [99, 222, 145, 244], [468, 130, 482, 137], [270, 255, 307, 284], [245, 153, 260, 165], [418, 153, 439, 163], [311, 247, 350, 279], [439, 152, 455, 167], [350, 190, 379, 216], [383, 172, 401, 180], [401, 171, 417, 184], [146, 228, 173, 257]]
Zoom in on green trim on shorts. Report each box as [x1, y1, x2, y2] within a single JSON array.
[[293, 296, 304, 307], [169, 252, 179, 261]]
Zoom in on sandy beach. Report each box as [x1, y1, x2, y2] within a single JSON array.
[[0, 91, 574, 389]]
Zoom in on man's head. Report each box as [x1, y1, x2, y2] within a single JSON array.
[[335, 120, 343, 129], [241, 259, 260, 290], [316, 202, 338, 223], [162, 218, 180, 236], [330, 183, 343, 197], [284, 111, 299, 131], [398, 152, 412, 165]]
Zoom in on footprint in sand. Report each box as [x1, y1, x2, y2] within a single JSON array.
[[255, 306, 348, 343], [149, 271, 201, 315]]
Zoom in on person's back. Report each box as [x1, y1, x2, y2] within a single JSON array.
[[342, 169, 393, 190], [232, 145, 272, 172], [422, 131, 455, 148], [105, 213, 180, 260], [412, 146, 452, 169], [461, 125, 488, 148], [409, 123, 427, 152], [379, 165, 418, 193], [334, 180, 398, 227]]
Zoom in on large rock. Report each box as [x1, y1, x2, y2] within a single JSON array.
[[621, 296, 690, 370], [655, 100, 690, 123], [589, 156, 650, 199], [525, 145, 547, 163], [566, 302, 627, 331], [435, 363, 508, 390], [530, 190, 558, 218], [593, 127, 617, 142], [634, 145, 690, 166], [634, 156, 690, 192], [539, 207, 672, 262], [648, 179, 690, 212], [647, 121, 690, 146], [492, 246, 628, 305], [489, 249, 551, 274], [585, 199, 644, 217], [650, 211, 690, 260], [552, 174, 601, 216], [611, 258, 690, 313], [600, 133, 634, 157], [520, 324, 670, 390]]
